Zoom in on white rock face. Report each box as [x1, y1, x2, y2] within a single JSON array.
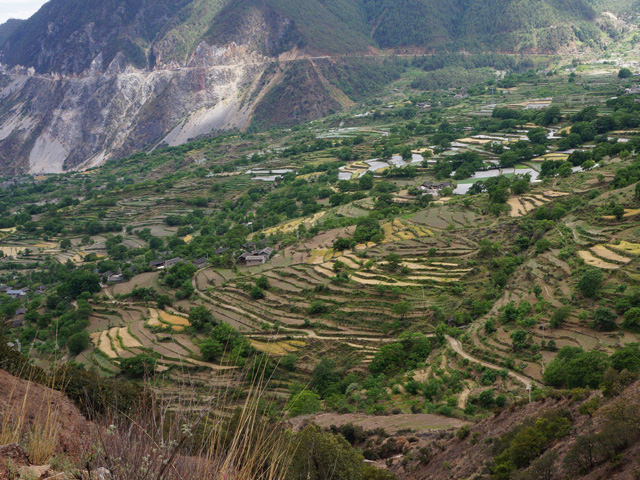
[[0, 44, 268, 174]]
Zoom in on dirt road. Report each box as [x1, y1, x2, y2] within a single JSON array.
[[446, 335, 541, 389]]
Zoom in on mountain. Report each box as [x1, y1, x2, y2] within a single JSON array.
[[0, 18, 24, 45], [0, 0, 622, 173]]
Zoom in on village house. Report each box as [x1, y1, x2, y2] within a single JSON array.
[[238, 254, 267, 266], [6, 289, 26, 299], [193, 258, 208, 269], [149, 260, 166, 270], [10, 308, 26, 327], [165, 257, 184, 269], [107, 273, 124, 284], [237, 247, 274, 266], [421, 181, 451, 196]]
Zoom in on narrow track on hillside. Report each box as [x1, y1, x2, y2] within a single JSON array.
[[446, 335, 541, 389]]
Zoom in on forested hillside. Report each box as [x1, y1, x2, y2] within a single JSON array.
[[0, 0, 618, 74]]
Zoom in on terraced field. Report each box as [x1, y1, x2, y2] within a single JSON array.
[[578, 242, 639, 270], [84, 304, 233, 374], [412, 205, 482, 229], [507, 191, 569, 217]]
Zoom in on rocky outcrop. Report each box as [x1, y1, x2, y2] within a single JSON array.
[[0, 44, 268, 174]]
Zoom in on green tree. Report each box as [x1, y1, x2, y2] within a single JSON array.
[[359, 173, 374, 190], [250, 286, 264, 299], [67, 331, 89, 355], [576, 268, 603, 298], [612, 204, 625, 220], [120, 354, 157, 379], [287, 390, 322, 416], [618, 68, 633, 79], [499, 151, 519, 168], [392, 301, 411, 320], [200, 338, 223, 362], [255, 275, 270, 290], [527, 127, 548, 145], [592, 307, 617, 332], [149, 237, 163, 250], [189, 305, 216, 330], [623, 307, 640, 330], [62, 270, 101, 299], [511, 329, 529, 350], [610, 344, 640, 372], [164, 263, 197, 288], [288, 425, 363, 480], [544, 347, 610, 388], [280, 354, 298, 372], [353, 217, 382, 244]]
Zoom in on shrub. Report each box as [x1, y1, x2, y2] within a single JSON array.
[[287, 391, 322, 416], [120, 354, 157, 379], [189, 306, 216, 330], [592, 307, 617, 332], [67, 331, 89, 355], [200, 338, 223, 362], [308, 301, 328, 315], [577, 268, 603, 298], [250, 286, 264, 300], [623, 307, 640, 330]]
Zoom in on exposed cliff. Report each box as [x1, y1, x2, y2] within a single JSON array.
[[0, 0, 623, 173]]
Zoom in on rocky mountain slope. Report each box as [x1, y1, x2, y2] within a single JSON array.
[[0, 0, 626, 174], [389, 381, 640, 480]]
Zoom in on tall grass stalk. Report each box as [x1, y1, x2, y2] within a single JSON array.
[[92, 353, 293, 480]]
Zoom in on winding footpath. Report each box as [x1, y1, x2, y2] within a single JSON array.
[[446, 335, 542, 389]]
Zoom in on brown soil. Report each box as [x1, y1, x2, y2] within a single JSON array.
[[0, 369, 90, 460], [290, 412, 466, 435]]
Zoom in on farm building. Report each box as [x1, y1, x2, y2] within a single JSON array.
[[193, 258, 208, 269], [241, 255, 267, 266], [10, 308, 26, 327], [6, 289, 26, 299], [165, 257, 184, 269], [107, 274, 124, 284], [237, 248, 274, 266], [421, 181, 451, 196], [149, 260, 166, 270]]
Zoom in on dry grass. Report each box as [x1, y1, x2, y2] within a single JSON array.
[[118, 327, 144, 349], [0, 380, 61, 465], [612, 241, 640, 256], [27, 408, 61, 465], [0, 384, 28, 445], [91, 360, 292, 480], [250, 340, 305, 356], [578, 250, 620, 270], [159, 311, 190, 327]]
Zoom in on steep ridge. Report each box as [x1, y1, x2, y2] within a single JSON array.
[[0, 0, 622, 174]]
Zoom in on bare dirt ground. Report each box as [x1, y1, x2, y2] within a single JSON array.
[[289, 412, 466, 434], [0, 370, 89, 456]]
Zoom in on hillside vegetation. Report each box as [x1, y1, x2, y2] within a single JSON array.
[[1, 52, 640, 478], [0, 0, 623, 74]]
